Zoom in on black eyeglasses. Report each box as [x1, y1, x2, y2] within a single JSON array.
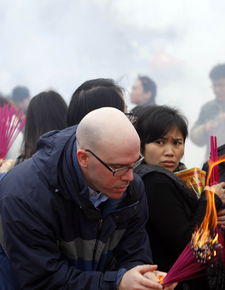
[[85, 149, 144, 176]]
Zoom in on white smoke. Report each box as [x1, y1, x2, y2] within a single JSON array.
[[1, 0, 225, 167]]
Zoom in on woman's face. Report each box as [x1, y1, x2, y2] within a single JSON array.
[[144, 127, 185, 172]]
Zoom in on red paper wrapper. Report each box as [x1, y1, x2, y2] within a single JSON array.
[[175, 167, 206, 198]]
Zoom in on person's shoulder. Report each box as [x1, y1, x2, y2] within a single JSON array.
[[136, 163, 173, 183], [128, 173, 146, 197], [200, 99, 218, 111], [132, 173, 145, 189], [0, 159, 42, 199], [143, 170, 172, 184], [0, 162, 55, 216]]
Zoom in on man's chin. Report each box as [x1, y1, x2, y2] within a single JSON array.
[[104, 189, 126, 200], [112, 187, 127, 198], [111, 192, 124, 199]]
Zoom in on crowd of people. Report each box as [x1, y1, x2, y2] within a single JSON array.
[[0, 63, 225, 290]]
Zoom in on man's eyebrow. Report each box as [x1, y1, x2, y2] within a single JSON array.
[[108, 162, 130, 166], [108, 157, 140, 167]]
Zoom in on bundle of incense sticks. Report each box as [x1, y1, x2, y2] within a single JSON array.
[[163, 136, 225, 286], [210, 136, 219, 185], [0, 103, 26, 159]]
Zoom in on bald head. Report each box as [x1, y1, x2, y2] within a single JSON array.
[[76, 107, 140, 155]]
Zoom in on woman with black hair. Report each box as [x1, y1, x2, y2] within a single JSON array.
[[17, 90, 68, 163], [134, 105, 225, 290], [67, 78, 126, 126]]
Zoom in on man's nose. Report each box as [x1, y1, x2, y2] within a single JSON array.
[[120, 168, 134, 182]]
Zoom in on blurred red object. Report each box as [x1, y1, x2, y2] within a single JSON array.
[[0, 103, 25, 159]]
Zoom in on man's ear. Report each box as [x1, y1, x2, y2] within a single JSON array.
[[144, 91, 152, 101], [77, 149, 89, 168]]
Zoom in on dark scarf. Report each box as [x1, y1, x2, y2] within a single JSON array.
[[57, 134, 102, 220]]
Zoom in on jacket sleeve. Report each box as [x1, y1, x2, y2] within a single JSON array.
[[1, 194, 119, 290], [112, 178, 153, 270]]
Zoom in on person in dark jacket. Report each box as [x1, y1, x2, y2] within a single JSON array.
[[134, 105, 225, 290], [0, 108, 175, 290]]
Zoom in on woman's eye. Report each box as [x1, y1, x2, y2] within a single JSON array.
[[174, 140, 183, 145], [155, 140, 164, 145]]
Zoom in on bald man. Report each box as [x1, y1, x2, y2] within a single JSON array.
[[0, 108, 175, 290]]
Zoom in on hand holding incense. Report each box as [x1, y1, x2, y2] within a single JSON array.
[[163, 136, 225, 287], [144, 270, 178, 289]]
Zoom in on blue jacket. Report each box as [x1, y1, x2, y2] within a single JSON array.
[[0, 126, 152, 290]]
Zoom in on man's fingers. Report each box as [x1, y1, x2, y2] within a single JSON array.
[[164, 282, 178, 290], [140, 276, 162, 290], [143, 271, 158, 281], [119, 265, 162, 290], [137, 264, 158, 274], [218, 208, 225, 216]]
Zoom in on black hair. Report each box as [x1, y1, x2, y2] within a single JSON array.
[[134, 105, 188, 153], [138, 75, 157, 100], [67, 78, 125, 126], [20, 90, 68, 161], [11, 86, 30, 102], [0, 96, 10, 107], [209, 64, 225, 80]]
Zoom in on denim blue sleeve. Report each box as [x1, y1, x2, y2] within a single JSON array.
[[116, 268, 127, 288], [0, 173, 6, 180]]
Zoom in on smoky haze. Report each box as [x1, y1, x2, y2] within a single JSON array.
[[1, 0, 225, 168]]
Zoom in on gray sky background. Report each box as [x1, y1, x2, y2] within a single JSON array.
[[1, 0, 225, 167]]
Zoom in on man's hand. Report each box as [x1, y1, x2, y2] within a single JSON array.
[[205, 182, 225, 205], [118, 265, 162, 290], [144, 270, 177, 290]]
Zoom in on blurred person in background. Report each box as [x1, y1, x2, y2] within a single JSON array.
[[190, 63, 225, 159], [134, 105, 225, 290], [130, 75, 157, 114], [67, 78, 126, 126], [17, 90, 68, 164], [0, 95, 9, 107], [10, 85, 30, 114]]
